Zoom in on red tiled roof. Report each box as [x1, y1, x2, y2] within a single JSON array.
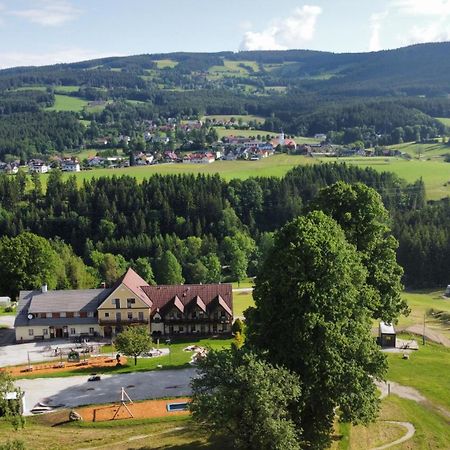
[[111, 268, 153, 308], [142, 284, 233, 314]]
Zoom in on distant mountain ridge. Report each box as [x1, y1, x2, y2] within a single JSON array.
[[2, 42, 450, 96]]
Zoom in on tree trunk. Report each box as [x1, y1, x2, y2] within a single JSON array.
[[134, 355, 137, 365]]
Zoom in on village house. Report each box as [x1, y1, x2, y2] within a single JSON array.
[[61, 159, 81, 172], [0, 162, 19, 175], [183, 152, 215, 164], [14, 268, 233, 341], [28, 160, 50, 174]]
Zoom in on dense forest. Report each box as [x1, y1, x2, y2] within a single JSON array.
[[0, 164, 446, 293], [2, 43, 450, 159]]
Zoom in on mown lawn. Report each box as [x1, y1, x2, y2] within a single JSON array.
[[0, 415, 231, 450], [386, 341, 450, 412], [345, 395, 450, 449], [233, 292, 254, 318], [14, 337, 232, 379]]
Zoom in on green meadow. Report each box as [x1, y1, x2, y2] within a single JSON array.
[[46, 94, 88, 112], [44, 153, 450, 200]]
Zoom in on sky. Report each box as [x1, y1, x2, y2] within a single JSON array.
[[0, 0, 450, 68]]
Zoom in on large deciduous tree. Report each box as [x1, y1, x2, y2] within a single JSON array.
[[0, 232, 60, 298], [114, 326, 152, 365], [245, 211, 386, 449], [191, 349, 302, 450], [311, 181, 408, 322]]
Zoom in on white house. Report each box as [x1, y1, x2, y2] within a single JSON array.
[[61, 160, 81, 172], [29, 163, 49, 174]]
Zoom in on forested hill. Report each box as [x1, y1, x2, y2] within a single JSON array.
[[3, 42, 450, 95], [2, 42, 450, 159]]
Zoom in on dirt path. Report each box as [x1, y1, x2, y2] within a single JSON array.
[[371, 421, 415, 450], [397, 324, 450, 347]]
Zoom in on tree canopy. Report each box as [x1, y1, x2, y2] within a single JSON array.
[[246, 211, 386, 448], [114, 326, 152, 365], [312, 181, 408, 322], [191, 349, 302, 450]]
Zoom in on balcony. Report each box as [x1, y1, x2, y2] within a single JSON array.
[[99, 318, 148, 326]]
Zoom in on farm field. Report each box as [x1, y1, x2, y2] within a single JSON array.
[[153, 59, 178, 69], [36, 154, 450, 200], [46, 94, 88, 112], [388, 140, 449, 158], [202, 114, 265, 124]]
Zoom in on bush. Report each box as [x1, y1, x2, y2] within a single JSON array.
[[0, 440, 25, 450]]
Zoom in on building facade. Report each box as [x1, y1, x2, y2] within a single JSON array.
[[15, 268, 233, 342]]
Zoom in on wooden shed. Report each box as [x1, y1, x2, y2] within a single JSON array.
[[379, 322, 396, 348]]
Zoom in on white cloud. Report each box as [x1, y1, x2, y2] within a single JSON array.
[[393, 0, 450, 16], [240, 5, 322, 51], [399, 21, 450, 45], [369, 11, 388, 51], [11, 0, 81, 26], [0, 48, 115, 69]]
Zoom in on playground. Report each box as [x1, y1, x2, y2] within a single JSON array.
[[2, 355, 127, 377], [76, 397, 191, 422]]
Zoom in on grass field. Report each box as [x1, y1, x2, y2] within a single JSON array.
[[233, 292, 254, 317], [47, 94, 88, 112], [388, 140, 449, 158], [14, 337, 232, 379], [386, 341, 450, 412], [53, 85, 80, 93], [202, 114, 266, 124], [397, 290, 450, 338], [33, 153, 450, 199], [436, 117, 450, 127], [346, 395, 450, 449], [153, 59, 178, 69], [0, 415, 229, 450]]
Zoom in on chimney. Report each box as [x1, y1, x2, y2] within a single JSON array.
[[42, 284, 47, 293]]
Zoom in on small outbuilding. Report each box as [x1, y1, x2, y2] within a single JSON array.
[[0, 296, 11, 307], [379, 322, 396, 348]]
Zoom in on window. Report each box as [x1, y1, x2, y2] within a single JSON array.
[[200, 324, 205, 333], [66, 312, 74, 318], [43, 329, 48, 335], [138, 312, 144, 321], [80, 311, 87, 318], [28, 329, 34, 336], [114, 298, 120, 309], [127, 298, 135, 308], [192, 311, 197, 319], [127, 312, 133, 320], [105, 312, 110, 318], [60, 312, 66, 318], [116, 312, 122, 321], [191, 325, 196, 332], [40, 313, 46, 318], [179, 326, 184, 332], [52, 313, 60, 318], [70, 328, 76, 335], [89, 327, 95, 334], [212, 324, 217, 333], [88, 312, 94, 317], [177, 312, 182, 319]]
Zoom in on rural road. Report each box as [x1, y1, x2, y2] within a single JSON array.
[[16, 367, 196, 415]]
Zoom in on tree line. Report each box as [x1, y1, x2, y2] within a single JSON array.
[[0, 163, 446, 293]]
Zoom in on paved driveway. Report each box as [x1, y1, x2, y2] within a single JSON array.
[[15, 368, 196, 415]]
